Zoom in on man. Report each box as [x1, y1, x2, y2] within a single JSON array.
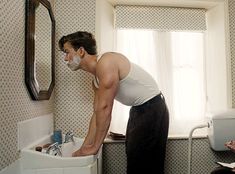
[[211, 141, 235, 174], [59, 31, 169, 174]]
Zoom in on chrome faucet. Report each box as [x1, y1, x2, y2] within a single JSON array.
[[64, 131, 75, 143], [46, 142, 62, 156]]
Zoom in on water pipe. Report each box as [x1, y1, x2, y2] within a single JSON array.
[[188, 123, 208, 174]]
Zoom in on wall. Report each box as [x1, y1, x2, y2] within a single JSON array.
[[0, 0, 54, 172], [1, 0, 235, 173], [98, 1, 235, 174], [95, 0, 115, 52], [205, 1, 230, 112], [103, 138, 235, 174], [52, 0, 235, 174], [228, 0, 235, 107], [54, 0, 96, 137]]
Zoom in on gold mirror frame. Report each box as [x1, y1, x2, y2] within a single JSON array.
[[25, 0, 55, 100]]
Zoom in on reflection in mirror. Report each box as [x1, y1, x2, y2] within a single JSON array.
[[25, 0, 55, 100], [35, 3, 52, 91]]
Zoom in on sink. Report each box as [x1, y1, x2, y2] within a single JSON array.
[[20, 134, 102, 172]]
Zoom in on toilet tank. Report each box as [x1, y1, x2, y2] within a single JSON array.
[[207, 109, 235, 151]]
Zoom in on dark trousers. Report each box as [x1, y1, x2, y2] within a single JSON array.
[[125, 93, 169, 174]]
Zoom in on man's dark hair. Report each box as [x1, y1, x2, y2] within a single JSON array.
[[59, 31, 97, 55]]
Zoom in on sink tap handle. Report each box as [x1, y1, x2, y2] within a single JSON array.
[[64, 131, 75, 143], [66, 130, 73, 136], [46, 142, 62, 156], [46, 142, 59, 153]]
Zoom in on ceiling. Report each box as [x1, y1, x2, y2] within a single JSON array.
[[106, 0, 225, 9]]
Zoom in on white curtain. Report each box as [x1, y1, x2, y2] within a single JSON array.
[[109, 29, 206, 136]]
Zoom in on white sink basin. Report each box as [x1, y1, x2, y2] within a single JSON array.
[[20, 135, 102, 170]]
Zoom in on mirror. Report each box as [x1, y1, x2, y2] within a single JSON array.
[[25, 0, 55, 100]]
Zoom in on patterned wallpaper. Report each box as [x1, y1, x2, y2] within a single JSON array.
[[52, 0, 235, 174], [103, 138, 235, 174], [54, 0, 96, 137], [1, 0, 235, 173], [115, 5, 206, 31], [0, 0, 54, 171], [229, 0, 235, 107], [52, 1, 235, 174]]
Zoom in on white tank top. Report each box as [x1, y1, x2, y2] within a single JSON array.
[[93, 55, 160, 106]]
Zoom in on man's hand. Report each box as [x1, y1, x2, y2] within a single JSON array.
[[72, 145, 97, 157]]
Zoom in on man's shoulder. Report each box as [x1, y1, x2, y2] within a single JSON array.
[[97, 52, 118, 66]]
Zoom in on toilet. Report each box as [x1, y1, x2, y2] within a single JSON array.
[[207, 109, 235, 151]]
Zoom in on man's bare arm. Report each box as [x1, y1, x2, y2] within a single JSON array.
[[72, 56, 119, 156]]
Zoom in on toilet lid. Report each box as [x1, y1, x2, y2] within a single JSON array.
[[207, 109, 235, 120]]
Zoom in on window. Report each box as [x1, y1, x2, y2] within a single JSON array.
[[109, 29, 206, 136]]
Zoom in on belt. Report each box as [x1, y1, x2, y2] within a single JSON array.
[[138, 92, 165, 108]]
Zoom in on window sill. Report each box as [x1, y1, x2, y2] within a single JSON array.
[[104, 138, 125, 143], [168, 134, 207, 140], [104, 133, 208, 144]]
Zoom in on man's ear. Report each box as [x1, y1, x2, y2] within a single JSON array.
[[79, 47, 85, 57]]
